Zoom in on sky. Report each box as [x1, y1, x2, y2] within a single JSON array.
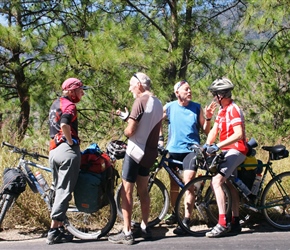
[[0, 14, 7, 26]]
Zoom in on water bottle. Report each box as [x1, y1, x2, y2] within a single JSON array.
[[35, 171, 50, 192], [251, 174, 262, 196], [234, 177, 251, 196], [150, 159, 159, 171]]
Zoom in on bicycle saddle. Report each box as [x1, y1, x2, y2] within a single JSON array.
[[262, 145, 286, 153]]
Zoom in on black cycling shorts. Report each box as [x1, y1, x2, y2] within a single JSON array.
[[122, 153, 150, 183], [181, 152, 198, 172], [169, 152, 198, 172]]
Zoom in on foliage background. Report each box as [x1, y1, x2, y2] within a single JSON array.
[[0, 0, 289, 230]]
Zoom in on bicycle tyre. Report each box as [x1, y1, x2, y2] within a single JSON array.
[[261, 171, 290, 230], [65, 190, 117, 240], [115, 177, 170, 228], [175, 175, 232, 236], [0, 192, 17, 227]]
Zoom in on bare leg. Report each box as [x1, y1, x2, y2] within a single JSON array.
[[169, 175, 179, 210], [211, 174, 227, 214], [183, 170, 196, 218], [136, 175, 150, 228], [226, 180, 240, 217], [121, 179, 134, 233]]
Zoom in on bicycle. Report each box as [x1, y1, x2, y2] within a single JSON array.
[[114, 144, 231, 228], [0, 142, 117, 240], [175, 140, 290, 236]]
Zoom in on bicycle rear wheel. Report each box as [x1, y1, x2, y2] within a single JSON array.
[[65, 190, 117, 240], [0, 192, 17, 227], [261, 171, 290, 230], [115, 177, 170, 228], [175, 175, 232, 236]]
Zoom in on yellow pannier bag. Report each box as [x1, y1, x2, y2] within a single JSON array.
[[238, 156, 258, 171]]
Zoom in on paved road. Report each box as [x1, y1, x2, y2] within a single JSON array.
[[1, 231, 290, 250], [0, 223, 289, 250]]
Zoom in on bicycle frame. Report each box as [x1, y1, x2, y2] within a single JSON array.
[[19, 158, 53, 210], [150, 149, 185, 189], [151, 144, 208, 189]]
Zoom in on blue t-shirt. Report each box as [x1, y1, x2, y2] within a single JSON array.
[[165, 100, 201, 153]]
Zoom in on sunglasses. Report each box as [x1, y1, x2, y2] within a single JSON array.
[[211, 91, 229, 97], [133, 73, 142, 84]]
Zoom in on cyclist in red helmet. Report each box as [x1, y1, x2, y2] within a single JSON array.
[[47, 78, 89, 244]]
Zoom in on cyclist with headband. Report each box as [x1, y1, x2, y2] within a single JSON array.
[[159, 80, 217, 235]]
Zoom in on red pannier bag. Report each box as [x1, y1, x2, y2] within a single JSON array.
[[80, 143, 112, 174]]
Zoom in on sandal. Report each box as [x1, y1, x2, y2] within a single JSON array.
[[205, 224, 230, 238]]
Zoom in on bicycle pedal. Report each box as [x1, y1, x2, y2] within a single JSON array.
[[243, 203, 259, 212]]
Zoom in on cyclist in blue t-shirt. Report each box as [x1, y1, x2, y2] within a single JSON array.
[[159, 80, 217, 235]]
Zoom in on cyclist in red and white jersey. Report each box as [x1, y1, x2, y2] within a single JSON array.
[[204, 77, 248, 237]]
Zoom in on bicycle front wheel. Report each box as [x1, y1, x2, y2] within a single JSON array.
[[175, 175, 232, 236], [65, 190, 117, 240], [261, 171, 290, 230], [115, 177, 170, 228], [0, 192, 17, 227]]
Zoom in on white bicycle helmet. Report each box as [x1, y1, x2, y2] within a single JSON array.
[[208, 77, 234, 92], [106, 140, 127, 160]]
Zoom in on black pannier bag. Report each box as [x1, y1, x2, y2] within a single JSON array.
[[2, 168, 26, 195], [74, 165, 119, 213]]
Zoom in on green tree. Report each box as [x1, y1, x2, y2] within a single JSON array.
[[238, 0, 290, 142], [0, 1, 63, 140], [1, 0, 290, 145]]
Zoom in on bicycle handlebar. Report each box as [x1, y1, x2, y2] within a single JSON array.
[[157, 145, 168, 156], [1, 141, 49, 160]]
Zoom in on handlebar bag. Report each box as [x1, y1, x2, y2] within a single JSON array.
[[2, 168, 26, 195]]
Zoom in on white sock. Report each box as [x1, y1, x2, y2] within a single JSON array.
[[140, 224, 147, 232], [123, 229, 132, 236]]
